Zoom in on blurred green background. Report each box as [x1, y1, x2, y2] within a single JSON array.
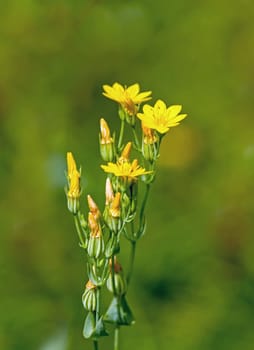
[[1, 0, 254, 349]]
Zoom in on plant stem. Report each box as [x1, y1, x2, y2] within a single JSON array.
[[114, 326, 120, 350], [127, 241, 136, 285], [139, 184, 150, 224], [96, 287, 100, 323], [117, 119, 125, 150], [93, 340, 99, 350], [111, 254, 117, 295], [132, 126, 140, 150], [73, 214, 86, 247]]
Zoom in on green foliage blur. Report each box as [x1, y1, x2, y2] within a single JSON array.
[[1, 1, 254, 349]]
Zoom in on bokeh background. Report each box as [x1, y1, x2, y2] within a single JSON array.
[[1, 0, 254, 349]]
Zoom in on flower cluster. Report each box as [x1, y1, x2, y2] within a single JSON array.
[[65, 82, 187, 349]]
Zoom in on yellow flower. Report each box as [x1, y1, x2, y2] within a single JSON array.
[[101, 159, 152, 181], [137, 99, 187, 134], [102, 82, 152, 115]]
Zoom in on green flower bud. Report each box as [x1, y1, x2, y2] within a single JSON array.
[[82, 281, 97, 311], [87, 235, 105, 259], [105, 235, 119, 258], [99, 118, 115, 162], [107, 273, 127, 296]]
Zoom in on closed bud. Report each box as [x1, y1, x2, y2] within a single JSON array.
[[82, 280, 97, 311], [87, 235, 105, 259], [106, 259, 127, 296], [66, 152, 81, 214], [87, 195, 101, 221], [107, 273, 127, 296], [87, 212, 104, 258], [99, 118, 115, 162], [105, 178, 114, 206], [141, 122, 158, 162], [107, 192, 121, 233], [119, 142, 132, 163]]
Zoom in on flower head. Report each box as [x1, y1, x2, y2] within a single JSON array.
[[101, 159, 152, 181], [137, 99, 187, 134], [102, 82, 152, 115]]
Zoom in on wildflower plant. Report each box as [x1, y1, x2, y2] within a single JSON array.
[[65, 82, 187, 350]]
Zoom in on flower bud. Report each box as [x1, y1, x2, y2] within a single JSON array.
[[105, 178, 114, 206], [99, 118, 115, 162], [87, 195, 101, 221], [106, 259, 127, 296], [87, 212, 104, 258], [107, 273, 127, 296], [107, 192, 122, 233], [66, 152, 81, 214], [141, 122, 158, 162], [119, 142, 132, 163], [82, 280, 97, 311]]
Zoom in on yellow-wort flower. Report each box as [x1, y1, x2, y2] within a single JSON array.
[[137, 99, 187, 134], [102, 82, 152, 115], [101, 159, 152, 181]]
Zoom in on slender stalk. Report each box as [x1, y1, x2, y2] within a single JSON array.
[[117, 119, 125, 150], [95, 287, 100, 323], [93, 340, 99, 350], [114, 326, 120, 350], [139, 184, 151, 224], [111, 254, 117, 295], [73, 214, 86, 247], [132, 126, 140, 150], [127, 241, 136, 285]]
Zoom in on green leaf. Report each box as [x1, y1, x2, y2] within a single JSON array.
[[94, 317, 109, 337], [104, 296, 135, 326], [83, 312, 95, 339]]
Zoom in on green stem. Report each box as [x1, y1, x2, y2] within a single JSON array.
[[132, 126, 140, 150], [93, 339, 99, 350], [111, 254, 117, 296], [114, 326, 120, 350], [117, 119, 125, 150], [73, 214, 86, 247], [127, 241, 136, 285], [95, 287, 100, 323], [139, 184, 151, 224]]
